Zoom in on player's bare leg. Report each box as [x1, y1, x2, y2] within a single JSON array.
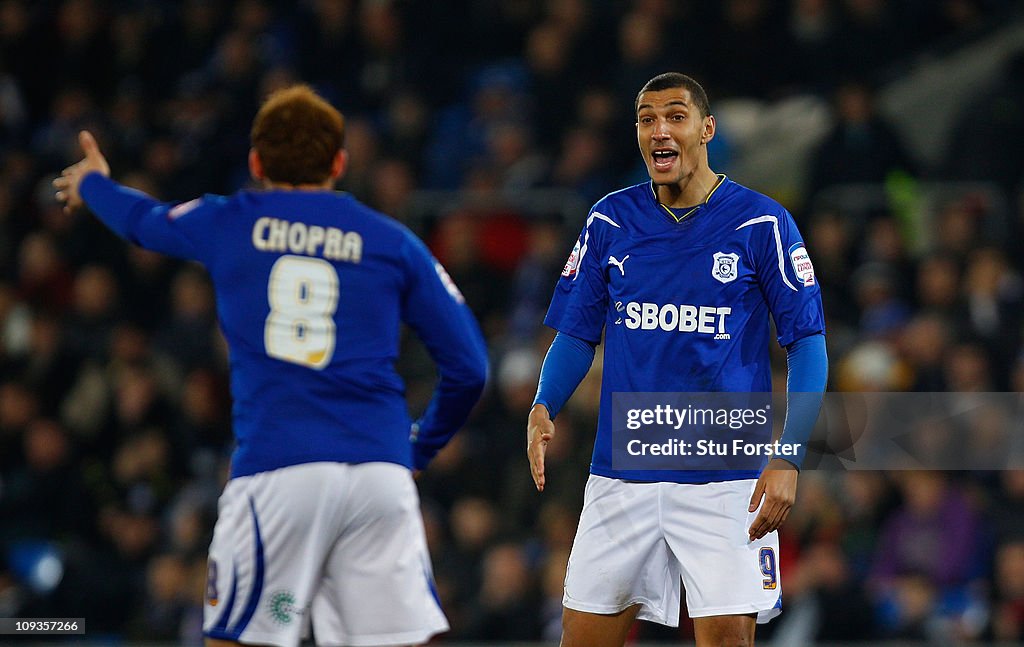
[[560, 604, 640, 647], [207, 640, 415, 647], [693, 613, 756, 646]]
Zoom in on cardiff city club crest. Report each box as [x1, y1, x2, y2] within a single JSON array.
[[711, 252, 739, 284]]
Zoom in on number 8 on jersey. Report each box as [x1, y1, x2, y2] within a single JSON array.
[[265, 255, 339, 369]]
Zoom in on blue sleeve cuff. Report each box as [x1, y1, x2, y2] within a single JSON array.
[[79, 171, 161, 241], [532, 331, 596, 420], [778, 333, 828, 469]]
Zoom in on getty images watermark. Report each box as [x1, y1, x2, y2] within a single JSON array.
[[613, 393, 781, 471], [612, 392, 1024, 471]]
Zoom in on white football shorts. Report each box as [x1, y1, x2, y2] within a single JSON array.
[[203, 461, 448, 647], [563, 475, 782, 626]]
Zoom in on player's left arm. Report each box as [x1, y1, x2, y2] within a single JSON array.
[[54, 131, 208, 262], [747, 333, 827, 540], [400, 233, 489, 471], [745, 208, 828, 540]]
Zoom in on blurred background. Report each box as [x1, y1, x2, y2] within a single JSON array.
[[1, 0, 1024, 644]]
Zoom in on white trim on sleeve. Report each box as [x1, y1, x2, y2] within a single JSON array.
[[736, 215, 798, 292]]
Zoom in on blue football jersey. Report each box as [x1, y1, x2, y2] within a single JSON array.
[[545, 176, 825, 483], [80, 173, 487, 479]]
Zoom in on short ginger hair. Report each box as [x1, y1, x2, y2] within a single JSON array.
[[250, 85, 345, 185]]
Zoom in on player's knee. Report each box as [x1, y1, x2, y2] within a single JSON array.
[[710, 632, 752, 647], [560, 608, 582, 643], [560, 606, 638, 647], [695, 616, 755, 647]]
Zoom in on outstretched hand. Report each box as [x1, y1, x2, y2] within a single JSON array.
[[53, 130, 110, 214], [527, 403, 554, 492], [747, 458, 798, 541]]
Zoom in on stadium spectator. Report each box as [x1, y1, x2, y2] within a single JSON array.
[[806, 81, 918, 202], [991, 539, 1024, 641], [870, 472, 985, 606], [464, 543, 543, 641], [942, 49, 1024, 196]]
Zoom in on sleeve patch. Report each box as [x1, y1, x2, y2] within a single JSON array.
[[434, 261, 465, 303], [789, 243, 815, 287], [168, 198, 203, 220], [561, 239, 581, 277]]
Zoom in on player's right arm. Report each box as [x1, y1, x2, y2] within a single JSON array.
[[529, 332, 596, 491], [54, 131, 210, 262], [529, 210, 610, 491]]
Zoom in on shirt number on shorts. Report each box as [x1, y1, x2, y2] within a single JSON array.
[[759, 547, 778, 590], [264, 255, 339, 369], [206, 559, 219, 605]]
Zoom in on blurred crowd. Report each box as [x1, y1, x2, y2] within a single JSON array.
[[2, 0, 1024, 644]]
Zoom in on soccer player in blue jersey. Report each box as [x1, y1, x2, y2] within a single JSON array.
[[527, 73, 828, 646], [54, 86, 488, 647]]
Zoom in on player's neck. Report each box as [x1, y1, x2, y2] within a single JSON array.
[[262, 180, 336, 191], [655, 167, 720, 208]]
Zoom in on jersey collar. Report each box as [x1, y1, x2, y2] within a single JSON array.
[[650, 174, 727, 223]]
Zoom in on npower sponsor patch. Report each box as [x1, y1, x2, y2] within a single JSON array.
[[789, 243, 815, 287]]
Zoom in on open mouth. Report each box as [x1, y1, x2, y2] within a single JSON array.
[[651, 149, 678, 172]]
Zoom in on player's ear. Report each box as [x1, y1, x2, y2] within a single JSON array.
[[701, 115, 716, 145], [330, 149, 348, 180], [248, 148, 265, 181]]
